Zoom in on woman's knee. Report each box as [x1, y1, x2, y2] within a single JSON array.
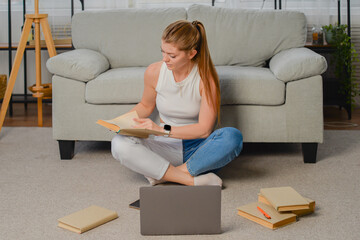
[[111, 135, 134, 164], [222, 127, 243, 152]]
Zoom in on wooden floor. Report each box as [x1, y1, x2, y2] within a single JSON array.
[[1, 103, 360, 130], [323, 106, 360, 130], [2, 102, 52, 127]]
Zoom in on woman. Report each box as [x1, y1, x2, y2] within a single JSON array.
[[111, 20, 242, 186]]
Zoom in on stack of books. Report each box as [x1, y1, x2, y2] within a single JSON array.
[[237, 186, 315, 230]]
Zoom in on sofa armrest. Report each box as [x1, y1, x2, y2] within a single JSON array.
[[46, 49, 109, 82], [269, 47, 327, 82]]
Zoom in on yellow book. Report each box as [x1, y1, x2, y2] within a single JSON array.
[[258, 193, 315, 216], [237, 202, 297, 230], [260, 187, 310, 212], [96, 111, 166, 138], [58, 205, 118, 234]]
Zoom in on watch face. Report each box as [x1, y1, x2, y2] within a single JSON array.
[[164, 124, 171, 131]]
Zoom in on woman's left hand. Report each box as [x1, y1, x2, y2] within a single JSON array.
[[132, 118, 164, 133]]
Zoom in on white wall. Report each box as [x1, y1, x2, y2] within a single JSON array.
[[1, 0, 359, 101]]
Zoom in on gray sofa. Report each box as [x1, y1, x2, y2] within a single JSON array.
[[46, 4, 327, 163]]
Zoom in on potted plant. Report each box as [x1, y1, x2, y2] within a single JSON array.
[[322, 24, 334, 44], [322, 23, 359, 109]]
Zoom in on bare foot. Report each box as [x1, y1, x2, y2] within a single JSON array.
[[176, 163, 192, 175], [162, 165, 194, 186]]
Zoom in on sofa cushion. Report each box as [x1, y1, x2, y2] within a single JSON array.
[[188, 4, 306, 67], [85, 67, 146, 104], [269, 47, 328, 82], [72, 8, 187, 68], [216, 66, 285, 105], [86, 66, 284, 106], [46, 49, 109, 82]]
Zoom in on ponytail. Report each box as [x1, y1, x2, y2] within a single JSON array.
[[192, 21, 221, 126], [162, 20, 221, 126]]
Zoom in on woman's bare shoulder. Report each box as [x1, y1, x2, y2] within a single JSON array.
[[144, 61, 163, 87], [145, 61, 163, 77]]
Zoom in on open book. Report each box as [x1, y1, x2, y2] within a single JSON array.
[[96, 111, 166, 138]]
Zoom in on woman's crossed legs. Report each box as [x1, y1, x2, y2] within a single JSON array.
[[111, 127, 242, 186]]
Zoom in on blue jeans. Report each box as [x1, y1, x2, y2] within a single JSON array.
[[182, 127, 243, 176]]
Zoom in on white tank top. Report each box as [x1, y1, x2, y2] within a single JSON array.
[[155, 62, 201, 126]]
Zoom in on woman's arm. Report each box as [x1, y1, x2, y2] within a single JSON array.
[[129, 62, 161, 118], [133, 78, 217, 139]]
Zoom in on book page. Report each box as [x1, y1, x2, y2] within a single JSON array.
[[97, 111, 166, 138], [104, 111, 139, 129]]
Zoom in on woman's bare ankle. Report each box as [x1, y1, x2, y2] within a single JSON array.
[[176, 164, 192, 176], [163, 165, 194, 186]]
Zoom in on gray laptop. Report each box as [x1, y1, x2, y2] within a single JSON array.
[[140, 185, 221, 235]]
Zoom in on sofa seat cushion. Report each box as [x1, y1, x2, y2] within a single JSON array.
[[216, 66, 285, 105], [86, 66, 285, 106], [85, 67, 146, 104]]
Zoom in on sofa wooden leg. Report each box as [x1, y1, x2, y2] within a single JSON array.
[[58, 140, 75, 160], [302, 143, 318, 164]]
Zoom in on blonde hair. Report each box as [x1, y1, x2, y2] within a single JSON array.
[[162, 20, 221, 125]]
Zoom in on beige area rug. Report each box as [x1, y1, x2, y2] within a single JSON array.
[[0, 127, 359, 240]]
